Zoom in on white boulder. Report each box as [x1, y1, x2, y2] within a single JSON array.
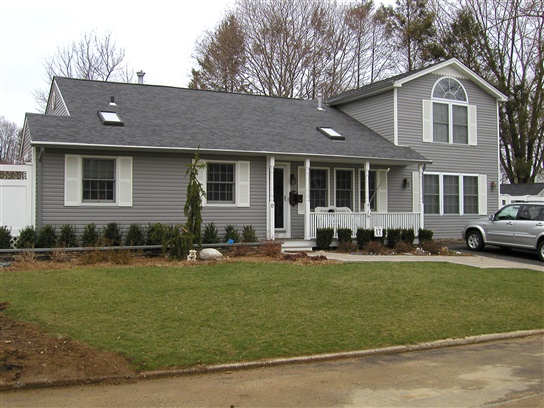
[[199, 248, 223, 260]]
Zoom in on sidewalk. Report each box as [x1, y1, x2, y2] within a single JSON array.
[[316, 251, 544, 272]]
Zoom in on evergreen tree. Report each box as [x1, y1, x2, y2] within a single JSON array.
[[184, 150, 207, 247]]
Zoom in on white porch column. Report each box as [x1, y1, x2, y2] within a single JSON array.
[[364, 161, 371, 229], [268, 156, 275, 240], [419, 163, 425, 230], [304, 159, 311, 240]]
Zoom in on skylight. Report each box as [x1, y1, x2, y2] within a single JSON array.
[[317, 127, 344, 140], [98, 111, 124, 126]]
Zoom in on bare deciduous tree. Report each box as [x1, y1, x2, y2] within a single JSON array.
[[0, 117, 21, 164], [34, 30, 133, 111]]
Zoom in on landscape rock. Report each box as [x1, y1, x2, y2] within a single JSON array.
[[199, 248, 223, 260]]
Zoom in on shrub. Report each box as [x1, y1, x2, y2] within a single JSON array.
[[356, 228, 373, 249], [418, 228, 434, 242], [316, 228, 334, 250], [420, 240, 442, 255], [338, 241, 357, 253], [36, 225, 57, 248], [82, 223, 100, 247], [202, 222, 220, 244], [16, 226, 37, 249], [0, 226, 12, 249], [365, 240, 386, 255], [371, 229, 385, 244], [401, 228, 415, 245], [233, 245, 250, 257], [147, 223, 166, 245], [224, 225, 240, 243], [162, 225, 193, 260], [394, 241, 414, 254], [58, 224, 79, 248], [103, 222, 123, 246], [337, 228, 352, 243], [125, 224, 146, 246], [386, 228, 402, 249], [241, 225, 258, 243], [259, 240, 282, 257]]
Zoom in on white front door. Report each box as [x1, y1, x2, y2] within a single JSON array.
[[274, 163, 290, 238]]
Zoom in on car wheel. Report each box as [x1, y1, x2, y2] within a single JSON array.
[[466, 230, 485, 251], [538, 240, 544, 262]]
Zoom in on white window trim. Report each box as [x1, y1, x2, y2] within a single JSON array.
[[334, 168, 355, 210], [424, 172, 485, 215], [197, 159, 250, 208], [64, 154, 132, 207]]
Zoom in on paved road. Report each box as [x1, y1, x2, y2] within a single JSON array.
[[2, 335, 543, 407]]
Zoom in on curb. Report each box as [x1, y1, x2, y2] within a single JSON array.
[[2, 329, 543, 392]]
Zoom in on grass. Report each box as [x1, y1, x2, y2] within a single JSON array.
[[1, 261, 543, 371]]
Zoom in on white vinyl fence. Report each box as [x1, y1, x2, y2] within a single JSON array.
[[0, 165, 33, 237]]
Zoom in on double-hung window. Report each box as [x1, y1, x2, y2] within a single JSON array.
[[423, 77, 476, 145], [335, 169, 353, 209], [207, 163, 235, 203], [310, 169, 328, 210], [423, 173, 484, 215], [83, 158, 115, 202]]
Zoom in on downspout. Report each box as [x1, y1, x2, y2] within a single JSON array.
[[364, 161, 370, 229], [393, 88, 398, 145], [419, 163, 425, 231], [37, 147, 44, 230]]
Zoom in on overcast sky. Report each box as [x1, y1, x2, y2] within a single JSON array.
[[0, 0, 393, 128]]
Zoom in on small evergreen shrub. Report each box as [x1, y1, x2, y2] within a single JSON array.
[[58, 224, 79, 248], [103, 222, 123, 246], [0, 226, 12, 249], [418, 228, 434, 242], [36, 225, 57, 248], [356, 228, 373, 249], [224, 225, 240, 243], [337, 228, 352, 243], [202, 222, 220, 244], [125, 224, 146, 246], [82, 223, 100, 247], [162, 225, 193, 260], [316, 228, 334, 250], [401, 228, 415, 245], [394, 241, 414, 254], [386, 228, 402, 249], [241, 225, 258, 243], [147, 223, 166, 245]]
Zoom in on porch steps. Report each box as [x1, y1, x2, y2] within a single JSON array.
[[281, 239, 316, 252]]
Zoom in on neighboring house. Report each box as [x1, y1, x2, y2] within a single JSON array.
[[500, 183, 544, 206], [18, 58, 506, 244]]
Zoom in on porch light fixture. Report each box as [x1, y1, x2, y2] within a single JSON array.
[[290, 174, 297, 185], [490, 181, 497, 191], [403, 178, 410, 188]]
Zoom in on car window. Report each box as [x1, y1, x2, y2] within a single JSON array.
[[495, 205, 520, 220], [518, 205, 544, 221]]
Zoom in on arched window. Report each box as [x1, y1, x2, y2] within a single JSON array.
[[423, 77, 476, 145]]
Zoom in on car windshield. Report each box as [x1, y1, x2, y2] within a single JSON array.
[[495, 205, 520, 221]]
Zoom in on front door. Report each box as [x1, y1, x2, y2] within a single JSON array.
[[274, 164, 290, 238]]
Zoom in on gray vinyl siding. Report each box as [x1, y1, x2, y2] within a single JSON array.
[[37, 149, 267, 240], [396, 73, 500, 238], [19, 125, 33, 164], [45, 81, 69, 116], [337, 92, 395, 144]]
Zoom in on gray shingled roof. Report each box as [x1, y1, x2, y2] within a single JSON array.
[[501, 183, 544, 196], [25, 77, 429, 164]]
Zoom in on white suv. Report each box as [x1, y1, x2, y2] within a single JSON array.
[[462, 202, 544, 262]]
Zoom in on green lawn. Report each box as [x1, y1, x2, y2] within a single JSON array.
[[1, 261, 542, 371]]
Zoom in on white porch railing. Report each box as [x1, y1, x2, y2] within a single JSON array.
[[309, 212, 421, 239]]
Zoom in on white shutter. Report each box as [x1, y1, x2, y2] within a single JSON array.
[[468, 105, 477, 146], [64, 155, 81, 206], [422, 100, 432, 143], [117, 157, 133, 207], [478, 174, 488, 215], [298, 166, 306, 214], [412, 171, 421, 212], [377, 170, 388, 212], [236, 161, 250, 207], [196, 160, 207, 206]]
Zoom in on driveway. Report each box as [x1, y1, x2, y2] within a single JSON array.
[[2, 335, 543, 407]]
